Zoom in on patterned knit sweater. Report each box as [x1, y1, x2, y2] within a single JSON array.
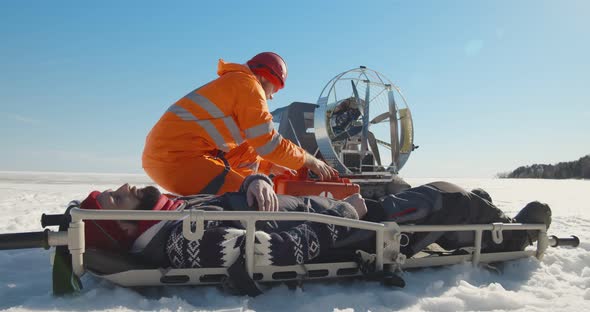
[[163, 175, 359, 268]]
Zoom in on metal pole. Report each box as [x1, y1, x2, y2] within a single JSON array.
[[246, 219, 256, 278], [68, 220, 85, 276], [375, 230, 384, 271], [473, 230, 482, 265]]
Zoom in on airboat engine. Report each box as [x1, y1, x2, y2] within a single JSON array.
[[274, 66, 417, 199]]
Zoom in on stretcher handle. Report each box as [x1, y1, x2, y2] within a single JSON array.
[[549, 235, 580, 248], [41, 213, 70, 228], [0, 230, 50, 250]]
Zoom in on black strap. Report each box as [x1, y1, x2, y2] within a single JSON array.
[[199, 150, 231, 195], [226, 257, 263, 297]]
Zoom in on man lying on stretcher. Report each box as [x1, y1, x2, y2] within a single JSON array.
[[78, 174, 552, 268]]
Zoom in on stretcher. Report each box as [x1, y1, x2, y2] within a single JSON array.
[[0, 202, 579, 296]]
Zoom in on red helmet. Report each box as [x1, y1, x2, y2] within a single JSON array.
[[247, 52, 288, 91]]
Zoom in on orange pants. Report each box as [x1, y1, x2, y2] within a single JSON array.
[[144, 144, 266, 196]]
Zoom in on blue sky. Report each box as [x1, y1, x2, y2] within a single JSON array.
[[0, 0, 588, 178]]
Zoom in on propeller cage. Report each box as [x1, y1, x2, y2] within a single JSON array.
[[314, 67, 415, 175]]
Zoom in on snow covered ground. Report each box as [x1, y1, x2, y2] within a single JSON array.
[[0, 171, 588, 312]]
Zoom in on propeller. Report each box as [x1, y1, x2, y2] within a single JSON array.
[[354, 80, 370, 158], [367, 131, 382, 166], [351, 80, 384, 169], [370, 112, 390, 124], [351, 80, 360, 108]]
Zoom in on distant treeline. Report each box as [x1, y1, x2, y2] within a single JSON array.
[[498, 155, 590, 179]]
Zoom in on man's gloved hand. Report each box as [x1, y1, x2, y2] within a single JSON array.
[[246, 179, 279, 212], [303, 153, 339, 181]]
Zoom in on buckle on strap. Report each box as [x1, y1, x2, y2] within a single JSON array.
[[491, 223, 504, 244]]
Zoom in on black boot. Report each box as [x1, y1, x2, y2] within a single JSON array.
[[471, 188, 493, 203], [514, 201, 552, 230], [506, 201, 552, 251]]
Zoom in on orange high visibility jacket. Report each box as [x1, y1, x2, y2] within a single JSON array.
[[142, 60, 306, 171]]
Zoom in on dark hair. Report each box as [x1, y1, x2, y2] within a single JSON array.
[[137, 186, 162, 211]]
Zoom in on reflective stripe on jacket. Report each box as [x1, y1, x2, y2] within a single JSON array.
[[142, 60, 306, 170]]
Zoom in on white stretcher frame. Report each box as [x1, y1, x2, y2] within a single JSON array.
[[46, 208, 549, 287]]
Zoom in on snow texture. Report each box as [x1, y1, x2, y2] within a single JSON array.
[[1, 171, 588, 311]]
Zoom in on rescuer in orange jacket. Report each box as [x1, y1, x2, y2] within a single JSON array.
[[142, 52, 338, 196]]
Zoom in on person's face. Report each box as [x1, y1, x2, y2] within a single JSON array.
[[343, 193, 367, 219], [259, 77, 277, 100], [97, 183, 144, 210]]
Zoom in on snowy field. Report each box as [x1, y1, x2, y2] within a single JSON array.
[[0, 171, 588, 312]]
